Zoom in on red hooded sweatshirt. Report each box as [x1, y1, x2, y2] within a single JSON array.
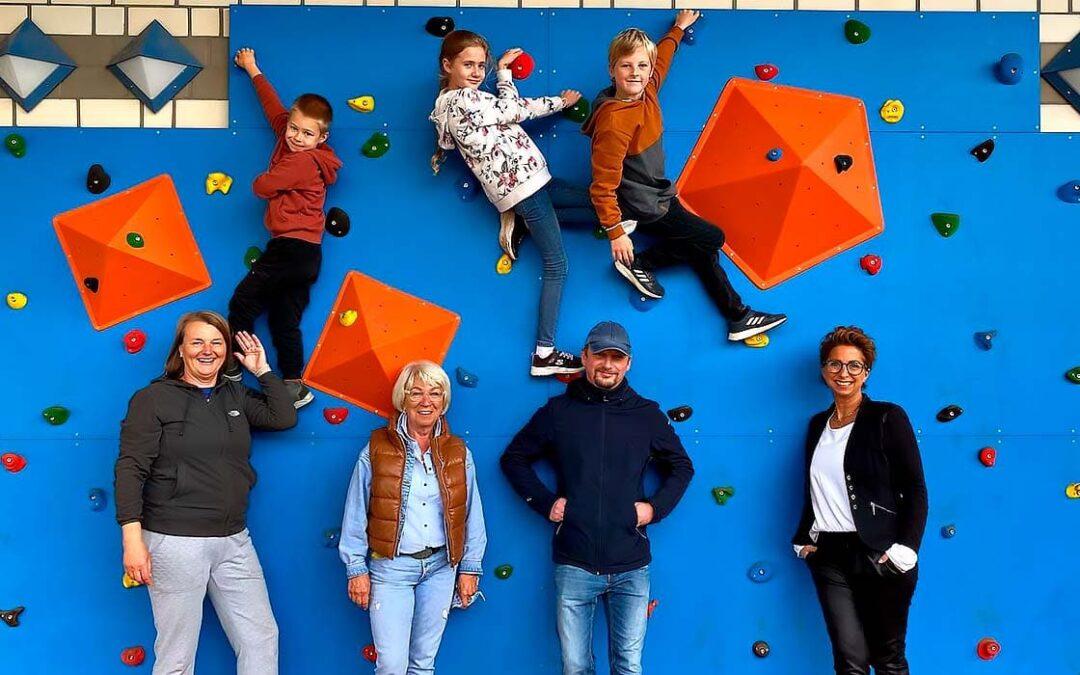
[[251, 75, 342, 245]]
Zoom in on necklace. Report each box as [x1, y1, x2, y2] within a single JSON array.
[[831, 400, 861, 427]]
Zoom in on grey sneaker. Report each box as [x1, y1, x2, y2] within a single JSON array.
[[285, 380, 314, 409], [727, 309, 787, 341]]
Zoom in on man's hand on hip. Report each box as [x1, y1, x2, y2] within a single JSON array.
[[634, 502, 654, 527], [549, 497, 567, 523]]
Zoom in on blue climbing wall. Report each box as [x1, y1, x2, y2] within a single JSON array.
[[1, 6, 1077, 674]]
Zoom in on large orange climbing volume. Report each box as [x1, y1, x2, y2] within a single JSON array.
[[677, 78, 884, 289], [303, 271, 460, 419], [53, 174, 211, 330]]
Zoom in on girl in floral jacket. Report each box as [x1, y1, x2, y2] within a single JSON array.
[[430, 30, 593, 377]]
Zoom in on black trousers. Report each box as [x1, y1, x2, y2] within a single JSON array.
[[806, 533, 918, 675], [227, 237, 321, 380], [635, 198, 746, 322]]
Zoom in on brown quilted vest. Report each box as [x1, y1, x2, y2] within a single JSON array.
[[366, 418, 469, 565]]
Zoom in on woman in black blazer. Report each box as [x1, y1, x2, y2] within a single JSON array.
[[792, 326, 928, 675]]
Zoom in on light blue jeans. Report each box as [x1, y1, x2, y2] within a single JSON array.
[[555, 564, 650, 675], [368, 553, 457, 675]]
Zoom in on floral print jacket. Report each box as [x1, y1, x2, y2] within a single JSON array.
[[430, 69, 565, 212]]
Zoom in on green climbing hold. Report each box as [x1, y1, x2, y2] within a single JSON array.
[[712, 486, 736, 505], [564, 99, 590, 124], [931, 213, 960, 238], [1065, 367, 1080, 384], [494, 564, 513, 580], [244, 246, 262, 270], [362, 131, 391, 159], [844, 19, 871, 45], [42, 405, 70, 425], [126, 232, 145, 248], [4, 133, 25, 158]]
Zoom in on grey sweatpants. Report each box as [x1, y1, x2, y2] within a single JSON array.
[[144, 529, 279, 675]]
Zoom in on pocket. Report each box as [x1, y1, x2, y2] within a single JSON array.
[[870, 501, 898, 516], [171, 463, 188, 500]]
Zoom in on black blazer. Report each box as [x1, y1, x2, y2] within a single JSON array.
[[791, 396, 928, 553]]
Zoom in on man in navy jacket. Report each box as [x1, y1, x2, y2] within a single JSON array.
[[501, 321, 694, 675]]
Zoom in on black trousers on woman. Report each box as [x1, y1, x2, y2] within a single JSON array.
[[807, 533, 918, 675]]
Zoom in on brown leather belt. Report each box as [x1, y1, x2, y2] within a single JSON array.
[[403, 545, 445, 560]]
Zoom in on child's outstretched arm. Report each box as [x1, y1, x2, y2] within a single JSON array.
[[493, 48, 571, 120], [235, 48, 288, 136], [653, 10, 700, 90]]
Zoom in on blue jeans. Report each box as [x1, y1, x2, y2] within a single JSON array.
[[368, 554, 456, 675], [555, 564, 650, 675], [511, 179, 598, 348]]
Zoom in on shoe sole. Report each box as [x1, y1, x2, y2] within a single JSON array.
[[614, 261, 663, 299], [728, 316, 787, 341], [293, 390, 315, 409], [530, 365, 585, 377]]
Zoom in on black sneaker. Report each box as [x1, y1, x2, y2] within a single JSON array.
[[614, 260, 664, 299], [530, 350, 585, 377], [221, 364, 242, 382], [499, 211, 529, 261], [727, 309, 787, 341], [285, 380, 314, 409]]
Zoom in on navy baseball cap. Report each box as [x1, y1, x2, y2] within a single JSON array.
[[584, 321, 632, 357]]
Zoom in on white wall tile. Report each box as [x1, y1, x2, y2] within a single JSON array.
[[1041, 0, 1069, 11], [191, 7, 220, 35], [94, 7, 125, 35], [0, 6, 27, 32], [181, 0, 230, 5], [0, 99, 12, 127], [115, 0, 176, 5], [1041, 103, 1080, 131], [797, 0, 855, 8], [399, 0, 457, 5], [736, 0, 794, 8], [30, 5, 93, 35], [523, 0, 584, 6], [143, 101, 173, 128], [857, 0, 916, 9], [920, 0, 976, 9], [175, 99, 228, 128], [1040, 14, 1080, 42], [128, 7, 188, 35], [222, 7, 230, 36], [981, 0, 1037, 9], [678, 0, 734, 8], [614, 0, 676, 7], [80, 99, 141, 127], [15, 99, 77, 127]]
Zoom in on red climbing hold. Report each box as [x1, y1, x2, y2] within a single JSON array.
[[121, 646, 146, 666], [2, 452, 26, 473], [510, 52, 534, 80], [859, 254, 882, 275], [978, 447, 996, 468], [123, 329, 146, 354], [324, 407, 349, 425], [556, 371, 584, 384], [977, 637, 1001, 660], [362, 643, 378, 663], [754, 64, 778, 81], [646, 599, 659, 618]]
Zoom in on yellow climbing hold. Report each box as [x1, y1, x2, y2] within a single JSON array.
[[744, 334, 769, 348], [205, 172, 233, 195], [1066, 482, 1080, 499], [347, 95, 376, 113], [496, 254, 513, 275], [6, 292, 27, 310], [339, 309, 358, 327], [122, 572, 143, 589], [879, 100, 904, 124]]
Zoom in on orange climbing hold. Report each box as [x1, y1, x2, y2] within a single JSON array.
[[53, 175, 211, 330], [677, 78, 884, 289], [303, 271, 460, 418]]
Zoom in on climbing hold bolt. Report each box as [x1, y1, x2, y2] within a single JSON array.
[[1, 452, 26, 473], [970, 139, 994, 163], [682, 26, 697, 46], [361, 132, 390, 159], [752, 641, 771, 658], [455, 367, 479, 388], [766, 148, 783, 162], [667, 405, 693, 423], [1056, 180, 1080, 204], [931, 212, 959, 238], [711, 486, 735, 505], [494, 564, 513, 580], [844, 19, 872, 44], [205, 172, 233, 195], [121, 646, 146, 666], [744, 334, 769, 348], [994, 53, 1023, 85], [496, 254, 513, 275], [425, 16, 454, 38], [42, 405, 70, 425], [0, 606, 24, 627], [325, 207, 350, 237], [754, 64, 778, 81], [629, 289, 659, 312], [978, 447, 996, 467], [564, 99, 590, 124], [458, 176, 479, 202], [89, 488, 108, 512], [324, 528, 341, 548], [324, 407, 348, 425], [347, 95, 375, 113], [860, 254, 882, 275], [976, 637, 1001, 661], [362, 644, 378, 663], [126, 232, 145, 249], [6, 292, 27, 310], [936, 405, 963, 422], [974, 330, 996, 351], [244, 246, 262, 270], [747, 562, 772, 583], [941, 524, 957, 538], [83, 277, 99, 293], [86, 164, 111, 195], [4, 133, 25, 158], [1064, 367, 1080, 384], [510, 52, 534, 80], [834, 154, 853, 173], [879, 99, 904, 124], [339, 309, 358, 327]]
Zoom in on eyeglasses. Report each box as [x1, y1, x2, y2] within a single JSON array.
[[407, 389, 444, 403], [822, 359, 866, 375]]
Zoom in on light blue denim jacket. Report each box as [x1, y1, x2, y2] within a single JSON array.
[[339, 414, 487, 578]]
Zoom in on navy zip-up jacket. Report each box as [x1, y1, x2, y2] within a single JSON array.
[[500, 377, 694, 574]]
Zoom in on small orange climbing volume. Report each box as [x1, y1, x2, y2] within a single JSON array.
[[677, 78, 884, 289], [303, 271, 460, 419], [53, 175, 211, 330]]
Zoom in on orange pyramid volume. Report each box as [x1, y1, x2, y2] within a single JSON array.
[[53, 174, 211, 330], [303, 271, 461, 419], [677, 78, 884, 289]]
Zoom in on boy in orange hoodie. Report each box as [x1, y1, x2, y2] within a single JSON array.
[[583, 11, 786, 342], [227, 48, 343, 408]]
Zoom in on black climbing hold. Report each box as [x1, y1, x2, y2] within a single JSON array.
[[0, 606, 24, 627], [752, 640, 771, 658], [325, 207, 350, 237], [83, 277, 99, 293], [970, 139, 994, 163], [834, 154, 853, 173], [86, 164, 111, 194], [666, 405, 692, 422], [425, 16, 454, 38], [936, 405, 963, 422]]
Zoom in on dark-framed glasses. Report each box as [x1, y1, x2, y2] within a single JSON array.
[[823, 359, 866, 375]]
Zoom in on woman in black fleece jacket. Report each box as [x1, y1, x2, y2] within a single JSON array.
[[114, 311, 296, 675]]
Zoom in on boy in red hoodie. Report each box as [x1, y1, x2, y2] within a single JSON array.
[[227, 48, 342, 408]]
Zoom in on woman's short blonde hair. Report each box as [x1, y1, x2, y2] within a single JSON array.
[[391, 360, 452, 414], [608, 28, 657, 70]]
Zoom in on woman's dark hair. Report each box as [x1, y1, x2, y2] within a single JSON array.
[[819, 325, 876, 372], [163, 310, 234, 380], [430, 30, 492, 176]]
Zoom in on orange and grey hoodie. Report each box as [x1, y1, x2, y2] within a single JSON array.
[[582, 26, 684, 240]]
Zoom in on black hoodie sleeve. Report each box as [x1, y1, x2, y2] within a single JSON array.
[[883, 406, 928, 551], [115, 387, 161, 526], [242, 371, 298, 431], [500, 403, 559, 520], [645, 407, 694, 524]]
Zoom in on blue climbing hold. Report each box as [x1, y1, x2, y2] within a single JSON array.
[[1057, 180, 1080, 204], [88, 488, 108, 512], [994, 53, 1023, 85], [747, 561, 772, 583], [629, 288, 660, 312], [974, 330, 996, 351], [766, 148, 783, 162], [455, 367, 479, 388], [324, 528, 341, 548]]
